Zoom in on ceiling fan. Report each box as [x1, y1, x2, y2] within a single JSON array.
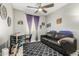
[[26, 3, 54, 13]]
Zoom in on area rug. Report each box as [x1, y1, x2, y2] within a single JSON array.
[[23, 42, 63, 56]]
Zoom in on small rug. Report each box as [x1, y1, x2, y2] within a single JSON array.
[[23, 42, 63, 56]]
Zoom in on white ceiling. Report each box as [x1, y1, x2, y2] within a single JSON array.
[[12, 3, 68, 16]]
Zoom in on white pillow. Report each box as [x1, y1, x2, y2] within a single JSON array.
[[57, 37, 74, 44]]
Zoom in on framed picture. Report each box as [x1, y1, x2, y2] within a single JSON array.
[[40, 25, 42, 29], [18, 20, 23, 25], [56, 17, 62, 24], [46, 23, 51, 28], [42, 22, 45, 26], [7, 16, 11, 27], [1, 4, 7, 20]]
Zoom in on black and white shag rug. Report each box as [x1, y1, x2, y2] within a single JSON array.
[[23, 42, 63, 56]]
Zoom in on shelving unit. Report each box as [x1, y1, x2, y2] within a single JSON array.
[[10, 34, 26, 56]]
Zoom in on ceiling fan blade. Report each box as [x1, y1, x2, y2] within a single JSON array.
[[35, 10, 38, 13], [42, 3, 54, 8], [27, 6, 38, 9], [42, 9, 47, 13]]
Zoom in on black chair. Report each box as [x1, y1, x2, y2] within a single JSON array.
[[29, 34, 32, 42], [25, 34, 32, 43]]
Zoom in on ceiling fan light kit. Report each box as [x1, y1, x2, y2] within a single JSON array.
[[38, 8, 42, 11]]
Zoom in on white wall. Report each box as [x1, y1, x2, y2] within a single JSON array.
[[0, 3, 14, 46], [13, 9, 46, 42], [46, 3, 79, 50]]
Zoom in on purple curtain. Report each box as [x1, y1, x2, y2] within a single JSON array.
[[26, 14, 33, 34], [34, 16, 40, 41], [34, 16, 40, 30]]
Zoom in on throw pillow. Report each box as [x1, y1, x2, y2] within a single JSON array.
[[57, 37, 74, 45]]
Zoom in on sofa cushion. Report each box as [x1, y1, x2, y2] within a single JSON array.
[[58, 31, 74, 38], [58, 37, 75, 45], [43, 38, 58, 45], [46, 31, 57, 39], [47, 33, 52, 37], [55, 34, 65, 40], [55, 31, 74, 41]]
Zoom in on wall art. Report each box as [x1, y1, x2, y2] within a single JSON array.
[[1, 4, 7, 20], [18, 20, 23, 25], [42, 22, 45, 26], [40, 25, 42, 29], [7, 16, 11, 27], [0, 4, 2, 16], [46, 23, 51, 28], [56, 17, 62, 24]]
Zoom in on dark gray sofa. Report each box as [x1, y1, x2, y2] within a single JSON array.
[[41, 31, 77, 56]]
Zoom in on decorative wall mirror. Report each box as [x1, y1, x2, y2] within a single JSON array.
[[7, 16, 11, 27], [56, 17, 62, 24], [0, 4, 2, 16], [56, 16, 62, 32], [1, 4, 7, 20]]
